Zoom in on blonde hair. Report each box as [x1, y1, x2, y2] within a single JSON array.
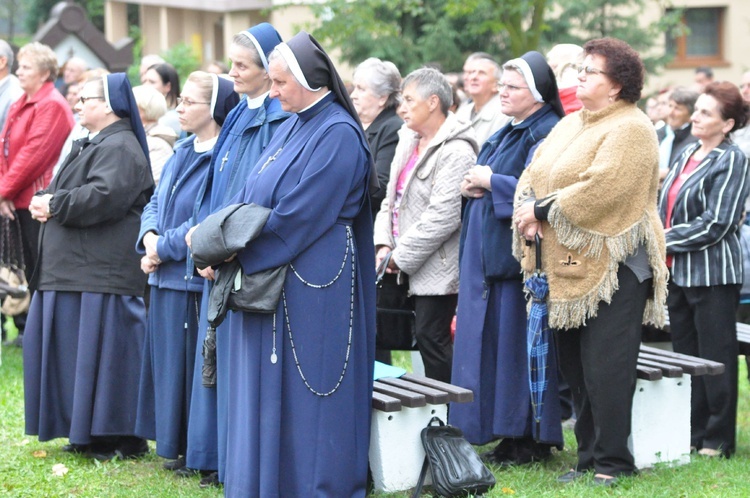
[[17, 42, 59, 82], [185, 71, 214, 102], [132, 85, 168, 122]]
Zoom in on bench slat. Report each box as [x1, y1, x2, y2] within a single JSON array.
[[636, 358, 683, 377], [638, 352, 709, 376], [372, 391, 402, 412], [378, 378, 450, 405], [374, 381, 426, 408], [401, 373, 474, 403], [636, 364, 663, 381], [640, 345, 725, 375], [640, 345, 725, 373]]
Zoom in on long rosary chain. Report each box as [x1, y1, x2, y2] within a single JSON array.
[[289, 227, 351, 288], [272, 226, 355, 397]]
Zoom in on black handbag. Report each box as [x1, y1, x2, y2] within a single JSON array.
[[412, 417, 496, 498], [375, 251, 418, 350]]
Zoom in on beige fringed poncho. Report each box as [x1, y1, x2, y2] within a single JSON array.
[[513, 100, 668, 331]]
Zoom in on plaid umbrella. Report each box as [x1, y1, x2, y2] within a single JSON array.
[[524, 235, 550, 432]]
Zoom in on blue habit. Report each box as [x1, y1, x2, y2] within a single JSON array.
[[24, 292, 146, 444], [135, 139, 212, 459], [222, 93, 376, 497], [186, 97, 289, 473], [450, 105, 563, 446]]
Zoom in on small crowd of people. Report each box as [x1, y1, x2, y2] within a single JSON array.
[[1, 23, 749, 497]]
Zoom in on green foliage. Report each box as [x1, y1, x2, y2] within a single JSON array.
[[25, 0, 104, 34], [543, 0, 684, 72], [310, 0, 506, 74], [161, 43, 201, 88]]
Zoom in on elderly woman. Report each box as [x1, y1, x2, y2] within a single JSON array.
[[186, 31, 376, 497], [350, 57, 403, 363], [659, 82, 750, 458], [24, 73, 154, 460], [133, 84, 177, 185], [0, 42, 73, 347], [658, 87, 699, 178], [350, 57, 402, 219], [142, 62, 181, 136], [183, 23, 288, 487], [451, 51, 565, 466], [135, 72, 237, 473], [513, 38, 668, 485], [374, 68, 478, 383]]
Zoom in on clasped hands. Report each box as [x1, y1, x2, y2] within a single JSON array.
[[140, 231, 161, 274], [28, 194, 52, 223], [513, 200, 543, 241], [460, 165, 492, 199]]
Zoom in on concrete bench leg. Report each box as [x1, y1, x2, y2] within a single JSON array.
[[369, 404, 447, 493], [630, 375, 691, 468]]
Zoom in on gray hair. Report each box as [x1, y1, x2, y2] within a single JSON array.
[[465, 52, 502, 81], [0, 40, 13, 71], [402, 67, 453, 115], [267, 49, 288, 72], [353, 57, 402, 109], [231, 33, 264, 69], [670, 86, 700, 114]]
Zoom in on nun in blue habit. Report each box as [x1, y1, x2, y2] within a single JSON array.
[[24, 73, 154, 459], [212, 32, 377, 497], [449, 52, 565, 465], [134, 73, 238, 468], [184, 23, 289, 482]]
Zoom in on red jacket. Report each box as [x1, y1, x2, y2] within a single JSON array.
[[0, 81, 74, 209]]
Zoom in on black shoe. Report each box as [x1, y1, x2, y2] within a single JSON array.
[[86, 437, 148, 461], [199, 471, 220, 488], [61, 443, 89, 454], [163, 456, 186, 471], [174, 467, 199, 478], [114, 437, 149, 459], [557, 470, 586, 483]]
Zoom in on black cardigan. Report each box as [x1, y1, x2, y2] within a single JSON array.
[[36, 119, 154, 296], [366, 106, 403, 219]]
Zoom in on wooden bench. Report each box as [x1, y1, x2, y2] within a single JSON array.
[[631, 344, 725, 469], [369, 374, 473, 494]]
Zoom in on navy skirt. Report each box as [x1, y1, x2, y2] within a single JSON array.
[[23, 291, 147, 444], [136, 288, 201, 459]]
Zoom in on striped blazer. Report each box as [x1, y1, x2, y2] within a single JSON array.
[[658, 140, 750, 287]]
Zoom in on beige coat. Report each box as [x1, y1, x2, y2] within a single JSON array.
[[513, 100, 668, 330], [374, 113, 478, 296]]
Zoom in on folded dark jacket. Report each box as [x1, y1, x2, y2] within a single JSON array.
[[191, 203, 286, 326], [191, 203, 271, 268]]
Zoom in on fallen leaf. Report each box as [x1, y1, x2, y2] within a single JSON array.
[[52, 463, 69, 477], [502, 487, 516, 494], [32, 450, 47, 458]]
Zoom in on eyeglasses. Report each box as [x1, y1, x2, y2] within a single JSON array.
[[577, 65, 608, 76], [79, 96, 105, 104], [497, 83, 529, 92], [177, 97, 211, 107]]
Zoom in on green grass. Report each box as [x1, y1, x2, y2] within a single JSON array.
[[2, 347, 750, 497]]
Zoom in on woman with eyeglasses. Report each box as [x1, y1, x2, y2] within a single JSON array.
[[134, 71, 238, 474], [451, 51, 565, 468], [24, 73, 154, 460], [513, 38, 668, 486], [182, 23, 289, 488]]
